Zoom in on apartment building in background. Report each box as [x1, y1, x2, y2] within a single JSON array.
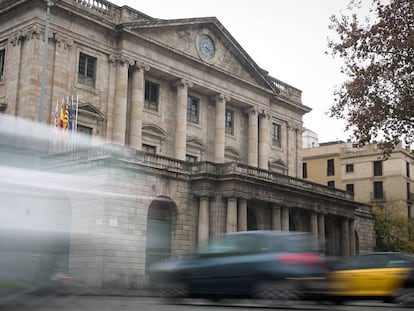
[[303, 141, 414, 218]]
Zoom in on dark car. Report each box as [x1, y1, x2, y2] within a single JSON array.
[[326, 252, 414, 306], [148, 230, 327, 301]]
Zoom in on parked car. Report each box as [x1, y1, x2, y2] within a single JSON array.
[[148, 230, 328, 301], [326, 252, 414, 306]]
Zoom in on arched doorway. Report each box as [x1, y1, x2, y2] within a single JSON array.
[[145, 196, 176, 272], [247, 208, 257, 231]]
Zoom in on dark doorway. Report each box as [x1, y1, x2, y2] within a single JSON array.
[[145, 197, 176, 273]]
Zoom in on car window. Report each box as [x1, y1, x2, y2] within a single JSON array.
[[386, 259, 413, 268], [271, 234, 319, 253], [197, 236, 239, 255], [196, 235, 260, 255], [336, 254, 389, 270]]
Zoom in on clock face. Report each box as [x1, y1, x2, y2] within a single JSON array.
[[198, 34, 215, 60]]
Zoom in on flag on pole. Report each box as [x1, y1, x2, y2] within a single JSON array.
[[59, 103, 64, 129], [68, 97, 73, 131]]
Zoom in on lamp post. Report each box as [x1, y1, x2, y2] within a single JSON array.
[[37, 0, 54, 123]]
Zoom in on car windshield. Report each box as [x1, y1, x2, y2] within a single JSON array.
[[196, 233, 319, 255]]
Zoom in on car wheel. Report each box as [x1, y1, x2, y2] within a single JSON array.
[[159, 282, 189, 299], [395, 288, 414, 307], [251, 280, 300, 301]]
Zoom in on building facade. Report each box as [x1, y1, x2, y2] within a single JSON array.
[[303, 141, 414, 218], [0, 0, 374, 291]]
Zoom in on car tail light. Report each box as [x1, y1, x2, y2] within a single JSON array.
[[59, 274, 73, 280], [275, 253, 324, 266]]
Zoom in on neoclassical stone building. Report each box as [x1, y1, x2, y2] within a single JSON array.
[[0, 0, 374, 290]]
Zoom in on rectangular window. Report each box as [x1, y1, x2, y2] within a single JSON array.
[[272, 123, 282, 147], [78, 52, 96, 88], [373, 160, 383, 176], [346, 164, 354, 173], [185, 154, 197, 163], [77, 124, 92, 135], [225, 109, 234, 134], [143, 144, 156, 154], [302, 162, 308, 179], [327, 180, 335, 188], [407, 182, 411, 201], [407, 162, 410, 178], [187, 96, 199, 124], [373, 181, 384, 199], [327, 159, 335, 176], [346, 184, 354, 193], [144, 81, 159, 111], [0, 48, 4, 81]]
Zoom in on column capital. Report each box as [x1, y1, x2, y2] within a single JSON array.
[[132, 60, 150, 71], [172, 78, 193, 89], [210, 93, 230, 103], [244, 106, 257, 116], [258, 109, 271, 120], [108, 53, 134, 66], [52, 32, 73, 49]]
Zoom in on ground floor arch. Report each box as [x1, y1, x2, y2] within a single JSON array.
[[145, 196, 177, 272]]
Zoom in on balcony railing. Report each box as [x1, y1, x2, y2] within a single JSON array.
[[46, 146, 354, 201], [71, 0, 116, 16], [370, 191, 386, 202], [191, 162, 353, 201]]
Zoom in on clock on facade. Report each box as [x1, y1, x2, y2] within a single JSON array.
[[198, 34, 215, 60]]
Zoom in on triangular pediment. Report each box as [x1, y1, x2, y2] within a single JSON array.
[[78, 103, 104, 120], [186, 135, 206, 151], [123, 18, 277, 93], [225, 146, 241, 161], [142, 123, 167, 142]]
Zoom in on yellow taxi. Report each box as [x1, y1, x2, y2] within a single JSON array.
[[327, 252, 414, 305]]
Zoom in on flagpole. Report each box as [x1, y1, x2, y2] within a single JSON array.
[[37, 1, 53, 123], [74, 93, 79, 150]]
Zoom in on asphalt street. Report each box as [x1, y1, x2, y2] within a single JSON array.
[[1, 295, 410, 311]]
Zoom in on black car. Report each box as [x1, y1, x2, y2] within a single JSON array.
[[148, 230, 327, 300]]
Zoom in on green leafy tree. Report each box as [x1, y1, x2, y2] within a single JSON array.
[[373, 206, 414, 252], [328, 0, 414, 149]]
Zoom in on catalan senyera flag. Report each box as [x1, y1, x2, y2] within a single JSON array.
[[63, 103, 69, 130], [59, 104, 64, 129]]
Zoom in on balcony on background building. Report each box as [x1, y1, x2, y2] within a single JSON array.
[[370, 191, 386, 202]]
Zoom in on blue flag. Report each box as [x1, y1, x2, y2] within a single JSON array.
[[68, 98, 73, 131]]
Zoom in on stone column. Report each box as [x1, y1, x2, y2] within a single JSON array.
[[237, 198, 247, 231], [281, 206, 289, 231], [129, 61, 149, 150], [247, 108, 258, 167], [318, 214, 326, 252], [349, 219, 356, 256], [272, 204, 281, 230], [226, 198, 237, 233], [310, 211, 318, 236], [214, 94, 230, 163], [174, 79, 193, 160], [258, 111, 270, 169], [198, 197, 210, 246], [112, 56, 131, 144], [342, 218, 350, 256]]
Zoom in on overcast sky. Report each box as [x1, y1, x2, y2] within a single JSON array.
[[110, 0, 362, 143]]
